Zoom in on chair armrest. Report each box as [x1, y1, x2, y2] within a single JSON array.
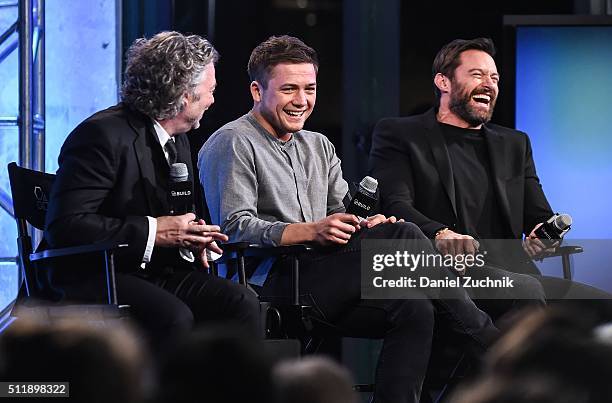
[[213, 242, 259, 264], [244, 244, 312, 258], [211, 243, 313, 306], [216, 242, 312, 262], [218, 242, 258, 253], [534, 245, 583, 261], [30, 241, 128, 262], [534, 245, 583, 281]]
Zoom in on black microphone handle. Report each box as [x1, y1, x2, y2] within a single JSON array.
[[168, 180, 194, 215], [347, 191, 377, 219]]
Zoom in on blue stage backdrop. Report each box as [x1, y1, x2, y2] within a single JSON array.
[[515, 25, 612, 288], [0, 0, 118, 313], [0, 3, 19, 316], [45, 0, 119, 173]]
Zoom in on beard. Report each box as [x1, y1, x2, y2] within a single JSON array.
[[449, 83, 497, 127]]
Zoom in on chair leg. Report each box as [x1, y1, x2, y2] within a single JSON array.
[[104, 250, 118, 305], [292, 255, 300, 306], [562, 253, 572, 280], [238, 253, 247, 285]]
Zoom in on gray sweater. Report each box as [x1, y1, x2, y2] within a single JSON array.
[[198, 112, 348, 248]]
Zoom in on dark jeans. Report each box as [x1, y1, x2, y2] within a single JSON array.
[[261, 222, 505, 403], [465, 265, 546, 327], [116, 269, 260, 356]]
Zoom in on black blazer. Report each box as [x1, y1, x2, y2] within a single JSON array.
[[368, 108, 553, 240], [45, 103, 195, 275]]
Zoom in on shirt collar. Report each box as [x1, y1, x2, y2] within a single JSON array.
[[152, 119, 173, 146], [246, 112, 295, 148]]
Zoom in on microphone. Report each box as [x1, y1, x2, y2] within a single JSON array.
[[534, 213, 572, 247], [346, 176, 378, 220], [168, 163, 196, 262], [168, 163, 194, 215]]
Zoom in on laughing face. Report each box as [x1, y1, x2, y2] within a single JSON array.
[[173, 63, 216, 134], [251, 63, 317, 141], [448, 49, 499, 127]]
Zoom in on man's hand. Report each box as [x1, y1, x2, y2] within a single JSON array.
[[434, 229, 479, 256], [359, 214, 403, 229], [155, 213, 228, 253], [523, 222, 557, 258], [312, 213, 360, 245], [190, 218, 227, 268]]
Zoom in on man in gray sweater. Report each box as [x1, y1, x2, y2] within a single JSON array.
[[199, 35, 507, 403]]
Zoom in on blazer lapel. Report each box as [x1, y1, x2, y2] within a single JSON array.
[[174, 133, 196, 192], [174, 133, 197, 214], [484, 126, 515, 236], [174, 134, 193, 171], [127, 109, 167, 216], [423, 110, 458, 218]]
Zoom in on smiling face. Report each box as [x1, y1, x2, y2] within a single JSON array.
[[250, 63, 317, 141], [439, 49, 500, 128], [183, 63, 217, 130], [176, 63, 217, 133]]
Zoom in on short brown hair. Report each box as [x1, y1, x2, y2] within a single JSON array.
[[432, 38, 496, 100], [247, 35, 319, 87]]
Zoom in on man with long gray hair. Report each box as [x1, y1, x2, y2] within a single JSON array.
[[44, 31, 260, 353]]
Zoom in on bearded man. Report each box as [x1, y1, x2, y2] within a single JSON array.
[[369, 37, 612, 305]]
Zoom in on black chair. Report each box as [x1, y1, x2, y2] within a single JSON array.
[[7, 162, 128, 323], [213, 242, 316, 340], [535, 245, 583, 281]]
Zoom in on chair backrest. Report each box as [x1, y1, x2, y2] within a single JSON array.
[[7, 162, 56, 297]]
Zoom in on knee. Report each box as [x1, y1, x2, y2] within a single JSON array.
[[516, 274, 547, 303], [370, 221, 427, 240], [170, 304, 195, 332], [389, 299, 435, 331], [241, 289, 261, 316], [395, 222, 427, 239], [226, 286, 261, 320], [229, 288, 262, 336]]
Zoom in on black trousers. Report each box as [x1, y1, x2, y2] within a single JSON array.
[[116, 268, 260, 356], [260, 222, 538, 403]]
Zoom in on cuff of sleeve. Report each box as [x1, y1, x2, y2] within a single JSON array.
[[267, 222, 290, 246], [422, 222, 448, 239], [142, 216, 157, 263]]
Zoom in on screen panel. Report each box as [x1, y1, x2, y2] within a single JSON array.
[[514, 24, 612, 290], [515, 25, 612, 239]]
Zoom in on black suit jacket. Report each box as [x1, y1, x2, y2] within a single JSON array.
[[368, 108, 553, 241], [45, 103, 195, 279]]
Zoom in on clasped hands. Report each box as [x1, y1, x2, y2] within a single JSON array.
[[433, 229, 480, 275], [155, 213, 229, 268], [434, 229, 480, 256], [313, 213, 402, 246]]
